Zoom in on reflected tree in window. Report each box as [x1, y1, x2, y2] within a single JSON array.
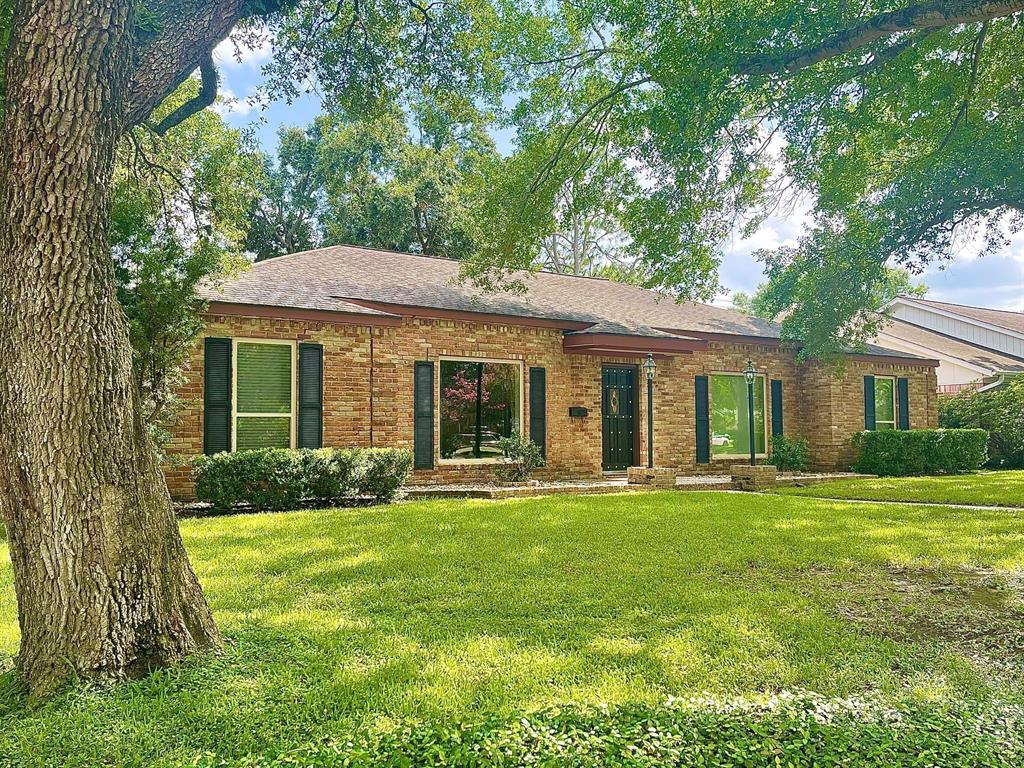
[[440, 361, 520, 459]]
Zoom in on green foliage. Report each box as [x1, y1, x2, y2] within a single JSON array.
[[777, 471, 1024, 508], [769, 435, 809, 471], [940, 378, 1024, 468], [191, 696, 1022, 767], [192, 447, 413, 512], [494, 430, 545, 482], [113, 81, 260, 448], [247, 94, 496, 261], [244, 124, 322, 261], [358, 448, 415, 503], [852, 429, 989, 477]]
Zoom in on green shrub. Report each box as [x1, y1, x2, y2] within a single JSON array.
[[494, 430, 545, 482], [193, 694, 1022, 767], [193, 447, 412, 512], [940, 377, 1024, 468], [770, 435, 809, 471], [852, 428, 988, 476], [358, 448, 414, 503]]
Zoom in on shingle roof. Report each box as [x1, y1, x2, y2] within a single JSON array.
[[200, 245, 784, 337], [877, 318, 1024, 373], [199, 245, 928, 363], [903, 297, 1024, 334]]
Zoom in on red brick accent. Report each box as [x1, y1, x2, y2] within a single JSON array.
[[163, 314, 938, 499]]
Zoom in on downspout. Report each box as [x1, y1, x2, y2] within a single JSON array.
[[978, 374, 1006, 393], [369, 328, 375, 447]]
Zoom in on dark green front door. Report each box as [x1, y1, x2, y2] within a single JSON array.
[[602, 366, 637, 471]]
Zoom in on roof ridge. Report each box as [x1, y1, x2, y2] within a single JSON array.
[[250, 243, 753, 320], [902, 295, 1024, 317]]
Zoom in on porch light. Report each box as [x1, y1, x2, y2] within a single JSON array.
[[744, 359, 756, 466], [643, 354, 657, 381], [743, 359, 756, 386], [644, 354, 656, 468]]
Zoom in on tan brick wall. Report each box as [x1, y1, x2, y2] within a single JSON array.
[[164, 313, 938, 498]]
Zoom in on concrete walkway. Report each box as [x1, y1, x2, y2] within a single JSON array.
[[756, 491, 1024, 514], [404, 471, 868, 500]]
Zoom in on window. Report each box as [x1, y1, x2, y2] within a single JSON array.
[[234, 340, 295, 450], [710, 373, 766, 457], [874, 376, 897, 430], [439, 359, 521, 460]]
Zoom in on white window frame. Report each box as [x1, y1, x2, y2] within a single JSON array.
[[437, 356, 524, 465], [873, 375, 898, 430], [709, 371, 769, 459], [232, 338, 298, 451]]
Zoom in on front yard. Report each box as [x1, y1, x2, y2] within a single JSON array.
[[2, 491, 1024, 766], [777, 470, 1024, 507]]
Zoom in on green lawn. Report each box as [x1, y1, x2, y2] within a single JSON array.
[[2, 492, 1024, 766], [776, 470, 1024, 507]]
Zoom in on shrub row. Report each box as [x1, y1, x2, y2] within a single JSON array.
[[193, 694, 1023, 767], [852, 428, 988, 476], [940, 377, 1024, 468], [193, 448, 413, 512]]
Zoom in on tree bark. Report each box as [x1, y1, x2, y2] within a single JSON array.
[[0, 0, 220, 697]]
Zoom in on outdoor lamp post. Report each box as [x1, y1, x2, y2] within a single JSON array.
[[643, 354, 657, 468], [743, 359, 757, 467]]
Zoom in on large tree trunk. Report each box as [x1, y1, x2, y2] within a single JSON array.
[[0, 0, 220, 697]]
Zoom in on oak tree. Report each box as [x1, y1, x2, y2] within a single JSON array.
[[0, 0, 490, 697]]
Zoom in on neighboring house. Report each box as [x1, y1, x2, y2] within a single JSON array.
[[874, 296, 1024, 394], [164, 246, 938, 497]]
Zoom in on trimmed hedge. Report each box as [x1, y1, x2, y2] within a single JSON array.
[[852, 428, 988, 476], [769, 435, 809, 471], [192, 694, 1023, 767], [193, 447, 412, 512]]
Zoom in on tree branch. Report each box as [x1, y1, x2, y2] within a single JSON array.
[[124, 0, 276, 130], [736, 0, 1023, 76], [149, 55, 219, 136]]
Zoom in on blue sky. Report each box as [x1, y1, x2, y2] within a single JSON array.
[[213, 38, 1024, 312]]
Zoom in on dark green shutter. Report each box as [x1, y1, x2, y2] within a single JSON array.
[[695, 375, 710, 464], [297, 343, 323, 448], [770, 379, 784, 437], [203, 337, 232, 454], [863, 375, 876, 430], [529, 367, 546, 458], [414, 361, 434, 469], [897, 377, 910, 430]]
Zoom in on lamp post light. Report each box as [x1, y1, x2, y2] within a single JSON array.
[[643, 353, 657, 469], [743, 359, 757, 467]]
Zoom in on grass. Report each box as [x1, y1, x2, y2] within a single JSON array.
[[776, 470, 1024, 507], [1, 491, 1024, 766]]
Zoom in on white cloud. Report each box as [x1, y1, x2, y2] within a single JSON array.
[[213, 26, 273, 71], [210, 86, 257, 118]]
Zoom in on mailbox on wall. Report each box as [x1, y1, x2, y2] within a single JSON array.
[[568, 406, 589, 418]]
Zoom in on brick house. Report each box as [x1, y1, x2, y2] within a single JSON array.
[[164, 245, 939, 498]]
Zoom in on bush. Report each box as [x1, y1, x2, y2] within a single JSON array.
[[193, 447, 412, 512], [940, 378, 1024, 468], [193, 694, 1022, 768], [770, 435, 809, 471], [494, 431, 545, 483], [852, 428, 988, 476], [359, 448, 414, 503]]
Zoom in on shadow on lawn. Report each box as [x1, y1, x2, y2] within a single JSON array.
[[1, 493, 1022, 765]]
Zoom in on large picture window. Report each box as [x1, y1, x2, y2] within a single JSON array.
[[234, 340, 295, 450], [440, 360, 521, 460], [710, 373, 766, 457], [873, 376, 897, 430]]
